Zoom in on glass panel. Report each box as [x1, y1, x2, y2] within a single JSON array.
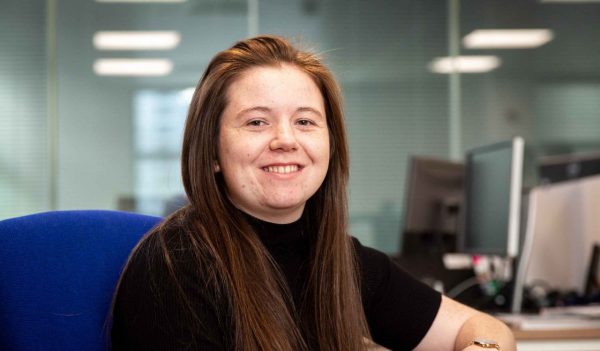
[[315, 0, 450, 253], [0, 0, 49, 219], [55, 0, 248, 212], [1, 0, 453, 254], [132, 90, 187, 216], [460, 0, 600, 157], [134, 90, 188, 156]]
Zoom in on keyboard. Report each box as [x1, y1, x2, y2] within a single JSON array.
[[540, 305, 600, 319], [497, 311, 600, 330]]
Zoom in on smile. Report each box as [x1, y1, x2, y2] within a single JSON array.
[[262, 165, 300, 174]]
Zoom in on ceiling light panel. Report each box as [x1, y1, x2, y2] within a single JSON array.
[[94, 31, 181, 50], [540, 0, 600, 3], [463, 29, 554, 49], [428, 56, 501, 74], [96, 0, 186, 3], [94, 59, 173, 76]]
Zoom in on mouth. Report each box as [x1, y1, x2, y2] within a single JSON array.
[[262, 164, 302, 174]]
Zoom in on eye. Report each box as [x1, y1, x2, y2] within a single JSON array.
[[296, 119, 316, 127], [246, 119, 267, 127]]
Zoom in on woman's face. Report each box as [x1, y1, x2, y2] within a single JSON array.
[[218, 64, 330, 224]]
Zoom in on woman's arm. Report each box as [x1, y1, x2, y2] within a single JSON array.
[[414, 296, 516, 351]]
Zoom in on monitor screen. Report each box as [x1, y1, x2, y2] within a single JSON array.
[[401, 157, 464, 255], [403, 156, 464, 235], [461, 137, 524, 258], [539, 150, 600, 185]]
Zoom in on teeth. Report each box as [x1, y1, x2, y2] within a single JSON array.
[[263, 165, 299, 174]]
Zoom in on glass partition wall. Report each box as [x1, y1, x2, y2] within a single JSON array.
[[1, 0, 599, 254], [460, 0, 600, 155]]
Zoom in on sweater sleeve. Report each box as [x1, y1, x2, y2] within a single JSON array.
[[111, 233, 228, 351], [353, 238, 442, 351]]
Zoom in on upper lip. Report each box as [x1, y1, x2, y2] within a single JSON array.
[[261, 162, 303, 168]]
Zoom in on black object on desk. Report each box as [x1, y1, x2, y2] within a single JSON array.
[[394, 232, 479, 307], [585, 244, 600, 298]]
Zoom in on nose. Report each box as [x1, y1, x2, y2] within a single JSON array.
[[269, 122, 298, 151]]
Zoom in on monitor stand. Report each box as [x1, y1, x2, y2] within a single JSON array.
[[396, 232, 477, 304]]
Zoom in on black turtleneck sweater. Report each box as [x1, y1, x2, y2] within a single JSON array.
[[111, 215, 441, 351]]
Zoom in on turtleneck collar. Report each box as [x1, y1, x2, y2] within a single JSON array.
[[240, 211, 306, 245]]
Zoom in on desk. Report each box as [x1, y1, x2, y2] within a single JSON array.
[[514, 327, 600, 351], [368, 327, 600, 350]]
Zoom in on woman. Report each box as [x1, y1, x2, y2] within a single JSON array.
[[111, 35, 516, 351]]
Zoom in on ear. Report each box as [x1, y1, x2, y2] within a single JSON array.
[[213, 161, 221, 172]]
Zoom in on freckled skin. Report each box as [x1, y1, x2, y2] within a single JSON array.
[[217, 64, 330, 224]]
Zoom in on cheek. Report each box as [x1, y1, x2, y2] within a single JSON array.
[[218, 135, 245, 168], [324, 138, 331, 160], [321, 134, 331, 164], [219, 142, 256, 187]]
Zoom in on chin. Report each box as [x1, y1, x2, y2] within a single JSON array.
[[265, 198, 306, 212], [268, 201, 304, 211]]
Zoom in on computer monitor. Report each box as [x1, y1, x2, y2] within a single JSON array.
[[398, 156, 474, 297], [539, 150, 600, 185], [401, 156, 464, 255], [511, 175, 600, 312], [460, 137, 524, 258]]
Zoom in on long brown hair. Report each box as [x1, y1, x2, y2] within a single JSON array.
[[125, 35, 370, 350]]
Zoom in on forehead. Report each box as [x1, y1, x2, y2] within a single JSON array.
[[225, 64, 325, 110]]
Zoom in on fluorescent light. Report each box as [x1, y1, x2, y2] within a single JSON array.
[[96, 0, 186, 3], [463, 29, 554, 49], [93, 59, 173, 76], [94, 31, 181, 50], [428, 56, 501, 74], [540, 0, 600, 3]]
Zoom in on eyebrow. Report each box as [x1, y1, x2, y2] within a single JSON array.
[[296, 107, 324, 118], [236, 106, 324, 119], [235, 106, 271, 119]]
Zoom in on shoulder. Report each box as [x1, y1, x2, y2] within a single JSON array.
[[350, 237, 395, 296], [351, 237, 390, 270], [116, 220, 193, 303], [350, 237, 442, 350], [112, 215, 229, 349], [116, 210, 223, 311], [350, 236, 441, 304], [124, 218, 189, 275], [122, 216, 216, 293]]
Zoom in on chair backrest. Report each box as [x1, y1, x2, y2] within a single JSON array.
[[0, 210, 161, 351]]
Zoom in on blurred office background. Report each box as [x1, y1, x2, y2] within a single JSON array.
[[1, 0, 599, 255]]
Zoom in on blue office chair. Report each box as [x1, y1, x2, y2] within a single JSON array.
[[0, 210, 161, 351]]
